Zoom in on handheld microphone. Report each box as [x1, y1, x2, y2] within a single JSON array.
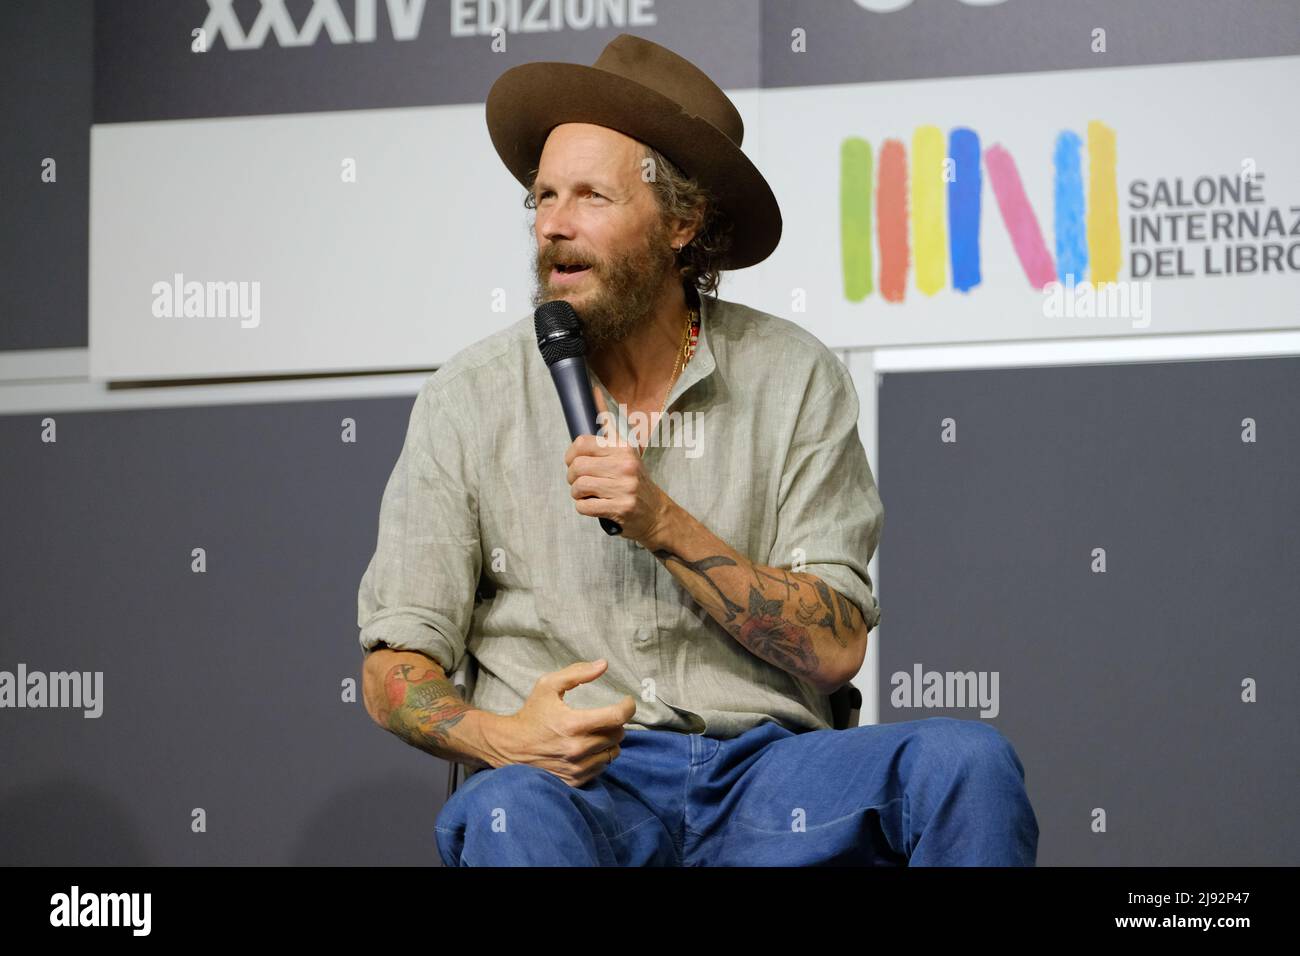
[[534, 300, 622, 537]]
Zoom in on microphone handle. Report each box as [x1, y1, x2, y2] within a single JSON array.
[[548, 357, 623, 536]]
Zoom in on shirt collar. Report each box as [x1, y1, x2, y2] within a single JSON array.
[[588, 290, 719, 413]]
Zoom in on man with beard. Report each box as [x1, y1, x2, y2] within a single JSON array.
[[357, 34, 1039, 867]]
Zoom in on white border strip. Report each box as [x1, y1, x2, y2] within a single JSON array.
[[0, 371, 431, 416], [845, 349, 882, 726], [0, 348, 90, 383], [864, 329, 1300, 373]]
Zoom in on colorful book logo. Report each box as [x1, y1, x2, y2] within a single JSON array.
[[841, 122, 1121, 301]]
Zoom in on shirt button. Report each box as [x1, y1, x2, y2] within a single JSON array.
[[634, 625, 653, 643]]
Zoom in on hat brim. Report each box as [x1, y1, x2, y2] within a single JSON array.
[[486, 61, 781, 271]]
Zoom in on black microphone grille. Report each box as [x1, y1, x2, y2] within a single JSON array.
[[534, 300, 586, 367]]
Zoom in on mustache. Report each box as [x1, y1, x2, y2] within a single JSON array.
[[541, 250, 599, 269]]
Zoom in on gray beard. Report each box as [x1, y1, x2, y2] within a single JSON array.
[[575, 291, 656, 350], [530, 230, 679, 350]]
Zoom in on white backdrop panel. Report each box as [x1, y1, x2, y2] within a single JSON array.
[[88, 92, 767, 381], [754, 55, 1300, 349]]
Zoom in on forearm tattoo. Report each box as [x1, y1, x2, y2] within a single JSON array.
[[380, 663, 471, 752], [758, 565, 862, 651], [652, 551, 746, 618], [653, 547, 865, 682]]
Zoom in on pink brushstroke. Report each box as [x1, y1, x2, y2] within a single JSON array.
[[984, 145, 1056, 290]]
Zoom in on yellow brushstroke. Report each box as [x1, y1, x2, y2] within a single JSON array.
[[1087, 120, 1120, 286], [910, 125, 948, 296]]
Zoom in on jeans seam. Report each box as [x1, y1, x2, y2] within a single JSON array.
[[678, 747, 694, 865], [608, 815, 661, 841], [728, 797, 902, 836]]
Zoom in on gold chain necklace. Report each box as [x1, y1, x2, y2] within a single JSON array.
[[638, 304, 696, 458]]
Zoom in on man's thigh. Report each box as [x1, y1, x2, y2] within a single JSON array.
[[692, 717, 1032, 866], [690, 721, 915, 866], [435, 730, 687, 866]]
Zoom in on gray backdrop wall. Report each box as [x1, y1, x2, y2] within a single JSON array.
[[2, 355, 1296, 864], [876, 355, 1299, 865], [0, 395, 440, 865]]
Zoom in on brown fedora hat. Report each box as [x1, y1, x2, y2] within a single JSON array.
[[485, 33, 782, 271]]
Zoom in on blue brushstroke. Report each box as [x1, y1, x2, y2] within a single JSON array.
[[947, 128, 981, 292], [1053, 130, 1087, 284]]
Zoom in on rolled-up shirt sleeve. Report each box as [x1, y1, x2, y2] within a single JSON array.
[[767, 355, 884, 633], [357, 377, 480, 674]]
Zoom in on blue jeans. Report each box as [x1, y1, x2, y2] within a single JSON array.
[[435, 716, 1038, 866]]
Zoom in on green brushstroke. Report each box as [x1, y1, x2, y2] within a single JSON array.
[[841, 137, 874, 302]]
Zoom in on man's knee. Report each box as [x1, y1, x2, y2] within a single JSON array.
[[441, 763, 567, 828], [435, 763, 585, 866], [911, 717, 1028, 789]]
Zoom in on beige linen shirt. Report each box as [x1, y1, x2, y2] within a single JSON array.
[[357, 291, 884, 739]]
